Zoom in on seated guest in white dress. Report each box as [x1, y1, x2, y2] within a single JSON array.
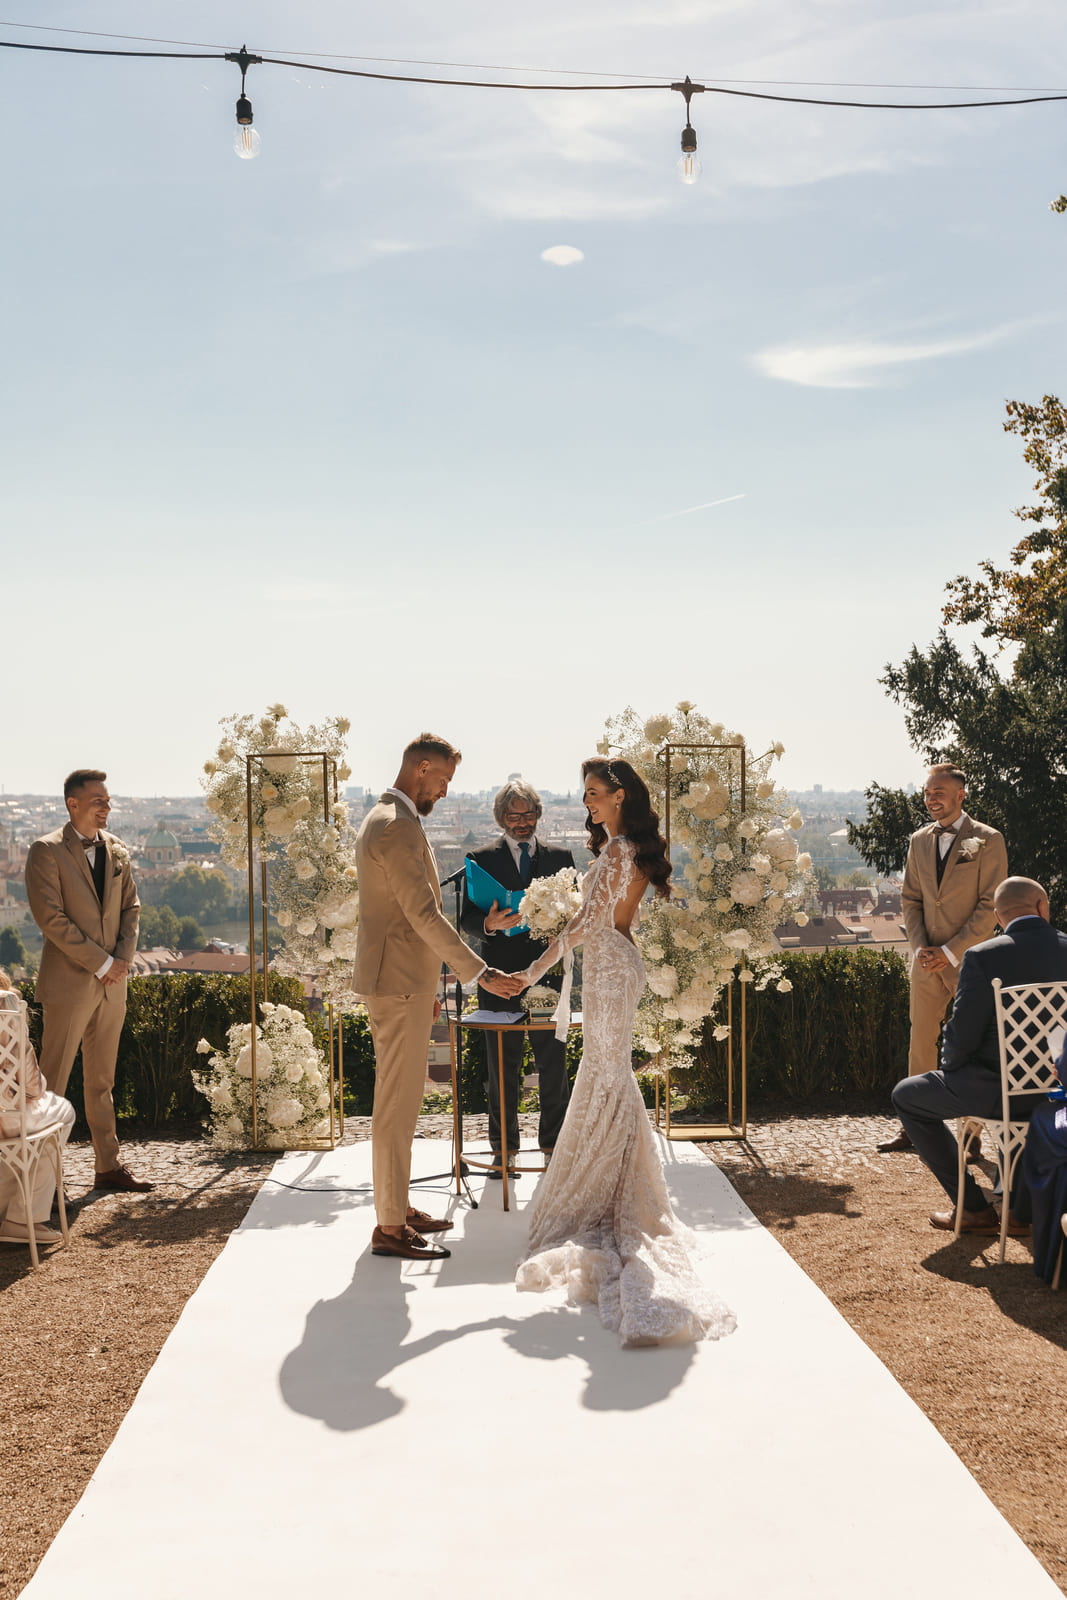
[[0, 968, 76, 1246]]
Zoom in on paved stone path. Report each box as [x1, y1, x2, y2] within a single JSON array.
[[57, 1106, 904, 1207]]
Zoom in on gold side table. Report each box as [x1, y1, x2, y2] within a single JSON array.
[[448, 1013, 580, 1212]]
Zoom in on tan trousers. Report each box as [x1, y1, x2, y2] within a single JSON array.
[[366, 992, 436, 1227], [908, 956, 958, 1076], [40, 984, 126, 1171]]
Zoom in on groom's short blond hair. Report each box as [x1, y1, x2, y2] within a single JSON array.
[[403, 733, 462, 765]]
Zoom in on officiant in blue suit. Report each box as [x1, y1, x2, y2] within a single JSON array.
[[461, 780, 576, 1174]]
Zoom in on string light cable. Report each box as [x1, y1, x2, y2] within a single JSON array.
[[1, 30, 1064, 173]]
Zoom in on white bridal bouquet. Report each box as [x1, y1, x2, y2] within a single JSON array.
[[599, 701, 812, 1055], [192, 1002, 332, 1150], [524, 984, 562, 1015], [518, 866, 583, 942]]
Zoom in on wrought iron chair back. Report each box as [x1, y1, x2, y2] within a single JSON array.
[[956, 977, 1067, 1268], [0, 995, 70, 1268]]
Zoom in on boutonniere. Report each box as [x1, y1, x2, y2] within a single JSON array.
[[109, 839, 131, 874], [958, 837, 984, 859]]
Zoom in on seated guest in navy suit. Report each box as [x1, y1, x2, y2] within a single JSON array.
[[460, 781, 575, 1175], [892, 877, 1067, 1234], [1018, 1038, 1067, 1285]]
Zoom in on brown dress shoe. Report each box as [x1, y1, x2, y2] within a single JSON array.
[[877, 1129, 913, 1153], [930, 1205, 1029, 1236], [371, 1225, 451, 1260], [405, 1207, 454, 1234], [94, 1165, 154, 1193]]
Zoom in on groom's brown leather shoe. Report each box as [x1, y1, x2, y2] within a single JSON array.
[[877, 1128, 913, 1153], [372, 1225, 451, 1260], [406, 1207, 454, 1234]]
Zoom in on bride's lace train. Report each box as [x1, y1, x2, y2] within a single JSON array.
[[516, 838, 737, 1348]]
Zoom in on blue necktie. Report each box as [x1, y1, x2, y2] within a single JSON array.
[[518, 842, 532, 885]]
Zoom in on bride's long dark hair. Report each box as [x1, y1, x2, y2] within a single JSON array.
[[581, 757, 672, 899]]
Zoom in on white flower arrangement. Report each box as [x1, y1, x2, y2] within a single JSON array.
[[108, 838, 131, 872], [518, 866, 583, 941], [192, 1002, 332, 1150], [959, 837, 985, 859], [524, 984, 561, 1014], [601, 701, 813, 1055], [200, 705, 362, 1010]]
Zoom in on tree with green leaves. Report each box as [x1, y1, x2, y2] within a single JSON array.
[[0, 924, 30, 971], [942, 394, 1067, 642], [158, 865, 232, 924], [849, 608, 1067, 922]]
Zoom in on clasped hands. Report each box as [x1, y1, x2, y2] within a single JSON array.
[[102, 958, 131, 987], [482, 968, 527, 999], [917, 945, 949, 974]]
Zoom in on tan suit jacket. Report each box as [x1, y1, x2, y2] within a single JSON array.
[[901, 815, 1007, 964], [25, 824, 141, 1007], [353, 795, 483, 997]]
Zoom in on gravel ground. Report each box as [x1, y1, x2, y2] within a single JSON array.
[[2, 1110, 1065, 1597]]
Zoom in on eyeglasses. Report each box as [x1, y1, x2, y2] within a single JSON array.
[[503, 811, 538, 824]]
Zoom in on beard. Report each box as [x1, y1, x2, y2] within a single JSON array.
[[415, 793, 436, 817]]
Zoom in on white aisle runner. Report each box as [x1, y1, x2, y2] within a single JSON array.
[[22, 1138, 1061, 1600]]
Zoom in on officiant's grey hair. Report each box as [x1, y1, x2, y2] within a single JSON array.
[[493, 780, 543, 828]]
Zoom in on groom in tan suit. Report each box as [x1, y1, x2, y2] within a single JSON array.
[[878, 762, 1008, 1152], [354, 734, 523, 1260], [25, 769, 152, 1192]]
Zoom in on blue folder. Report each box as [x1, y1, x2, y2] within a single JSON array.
[[465, 856, 528, 938]]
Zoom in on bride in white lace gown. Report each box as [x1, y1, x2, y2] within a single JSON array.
[[513, 758, 736, 1349]]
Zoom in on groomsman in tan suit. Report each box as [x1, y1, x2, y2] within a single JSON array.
[[878, 762, 1008, 1152], [353, 734, 523, 1260], [25, 769, 152, 1192]]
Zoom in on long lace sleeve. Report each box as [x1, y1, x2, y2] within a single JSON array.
[[523, 840, 635, 987]]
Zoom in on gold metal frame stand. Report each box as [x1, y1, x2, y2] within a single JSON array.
[[656, 737, 749, 1143], [245, 750, 345, 1152]]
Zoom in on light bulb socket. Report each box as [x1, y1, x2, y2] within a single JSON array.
[[236, 95, 254, 127], [681, 124, 697, 154]]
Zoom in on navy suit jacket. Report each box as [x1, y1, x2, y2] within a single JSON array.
[[941, 917, 1067, 1076], [460, 837, 576, 981]]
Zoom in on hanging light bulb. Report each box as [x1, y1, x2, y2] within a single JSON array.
[[678, 123, 702, 185], [225, 44, 264, 161], [234, 95, 260, 160], [671, 75, 706, 185]]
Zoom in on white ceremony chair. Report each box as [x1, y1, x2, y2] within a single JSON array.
[[0, 998, 70, 1269], [956, 978, 1067, 1265]]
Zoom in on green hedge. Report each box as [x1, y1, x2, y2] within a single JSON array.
[[17, 973, 377, 1129], [670, 947, 910, 1115], [18, 948, 910, 1131]]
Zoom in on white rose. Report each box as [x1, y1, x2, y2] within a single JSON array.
[[224, 1114, 244, 1137], [751, 854, 771, 876], [295, 860, 317, 881], [764, 829, 798, 866], [315, 1090, 331, 1110], [644, 942, 665, 961], [708, 722, 725, 739], [337, 764, 352, 782], [195, 1038, 213, 1054], [730, 872, 763, 907], [296, 916, 317, 937], [766, 895, 785, 916], [738, 968, 754, 983], [714, 843, 733, 862], [788, 811, 804, 830], [715, 897, 733, 913], [723, 929, 751, 949], [777, 978, 793, 993], [738, 818, 758, 839], [203, 760, 217, 776], [757, 780, 774, 799], [772, 741, 785, 758], [268, 702, 288, 719], [646, 964, 679, 997], [285, 1061, 304, 1083], [644, 714, 673, 744], [714, 816, 730, 830], [261, 784, 278, 802], [795, 913, 809, 927], [713, 1024, 730, 1042], [796, 852, 812, 872], [688, 781, 710, 803], [267, 1097, 304, 1130], [276, 910, 292, 928], [769, 872, 790, 892]]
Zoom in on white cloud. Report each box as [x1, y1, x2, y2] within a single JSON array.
[[541, 244, 585, 265], [752, 323, 1025, 388]]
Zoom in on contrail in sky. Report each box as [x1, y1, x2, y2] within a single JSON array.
[[653, 493, 746, 522]]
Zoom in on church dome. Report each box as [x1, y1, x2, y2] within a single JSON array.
[[145, 822, 180, 851]]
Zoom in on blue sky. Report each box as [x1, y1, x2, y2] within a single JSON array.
[[2, 1, 1064, 799]]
